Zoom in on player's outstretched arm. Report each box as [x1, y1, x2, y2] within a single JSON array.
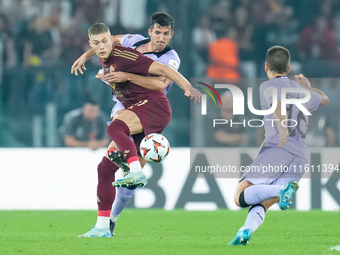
[[273, 100, 289, 148], [295, 74, 329, 106], [103, 71, 170, 92], [71, 48, 94, 76], [71, 35, 124, 76], [148, 61, 201, 102]]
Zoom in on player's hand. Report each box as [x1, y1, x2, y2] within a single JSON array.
[[95, 69, 104, 80], [294, 74, 311, 88], [104, 72, 130, 83], [185, 87, 201, 103], [277, 126, 289, 148], [71, 54, 88, 76]]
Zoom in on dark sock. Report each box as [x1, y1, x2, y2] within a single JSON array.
[[97, 157, 119, 215], [107, 119, 139, 164]]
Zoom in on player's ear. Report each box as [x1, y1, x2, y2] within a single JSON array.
[[264, 62, 269, 72], [148, 28, 153, 37], [287, 64, 291, 74], [170, 30, 174, 38]]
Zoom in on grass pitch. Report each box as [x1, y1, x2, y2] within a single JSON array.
[[0, 209, 339, 255]]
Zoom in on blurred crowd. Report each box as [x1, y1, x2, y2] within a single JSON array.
[[192, 0, 340, 79], [0, 0, 340, 147], [1, 0, 339, 78]]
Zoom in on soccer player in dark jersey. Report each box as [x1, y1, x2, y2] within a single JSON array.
[[77, 22, 199, 238], [72, 13, 187, 237], [229, 46, 329, 245]]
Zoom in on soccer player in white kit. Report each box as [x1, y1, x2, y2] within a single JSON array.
[[229, 46, 329, 245]]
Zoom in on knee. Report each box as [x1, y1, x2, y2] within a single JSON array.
[[234, 192, 241, 207], [234, 180, 253, 208], [234, 190, 250, 208]]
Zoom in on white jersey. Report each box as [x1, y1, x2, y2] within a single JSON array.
[[260, 76, 322, 160], [110, 34, 181, 105]]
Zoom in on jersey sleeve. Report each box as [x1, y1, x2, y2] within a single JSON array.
[[120, 34, 147, 48], [163, 50, 181, 71], [306, 89, 322, 112]]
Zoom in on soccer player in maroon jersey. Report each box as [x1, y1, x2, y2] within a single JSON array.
[[77, 22, 199, 238], [73, 12, 188, 237]]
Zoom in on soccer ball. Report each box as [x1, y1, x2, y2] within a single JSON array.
[[140, 133, 170, 162]]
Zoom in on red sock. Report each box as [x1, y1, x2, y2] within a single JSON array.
[[97, 157, 119, 216], [107, 119, 139, 164]]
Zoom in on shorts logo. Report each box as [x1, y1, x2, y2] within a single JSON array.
[[128, 100, 148, 109]]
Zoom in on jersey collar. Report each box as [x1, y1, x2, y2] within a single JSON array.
[[133, 38, 172, 58]]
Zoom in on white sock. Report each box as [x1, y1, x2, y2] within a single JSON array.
[[95, 216, 110, 229], [129, 161, 143, 173], [244, 185, 282, 205], [111, 187, 136, 221], [240, 205, 266, 232]]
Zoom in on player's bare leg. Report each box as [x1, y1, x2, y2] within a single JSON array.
[[116, 109, 143, 134]]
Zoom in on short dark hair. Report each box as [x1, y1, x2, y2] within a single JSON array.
[[150, 12, 174, 30], [88, 23, 110, 37], [265, 46, 290, 74]]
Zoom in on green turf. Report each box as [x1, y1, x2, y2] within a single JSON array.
[[0, 209, 339, 255]]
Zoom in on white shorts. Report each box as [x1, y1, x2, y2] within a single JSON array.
[[110, 101, 126, 119], [241, 146, 307, 186]]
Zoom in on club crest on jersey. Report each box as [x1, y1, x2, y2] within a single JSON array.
[[109, 66, 116, 89]]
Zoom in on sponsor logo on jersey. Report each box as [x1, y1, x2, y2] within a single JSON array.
[[168, 59, 179, 71]]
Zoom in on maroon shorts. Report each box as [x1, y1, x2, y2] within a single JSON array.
[[126, 94, 172, 135]]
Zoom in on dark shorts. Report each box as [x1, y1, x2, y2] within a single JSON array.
[[126, 94, 172, 135]]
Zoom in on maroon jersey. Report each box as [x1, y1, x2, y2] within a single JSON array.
[[100, 45, 164, 108]]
